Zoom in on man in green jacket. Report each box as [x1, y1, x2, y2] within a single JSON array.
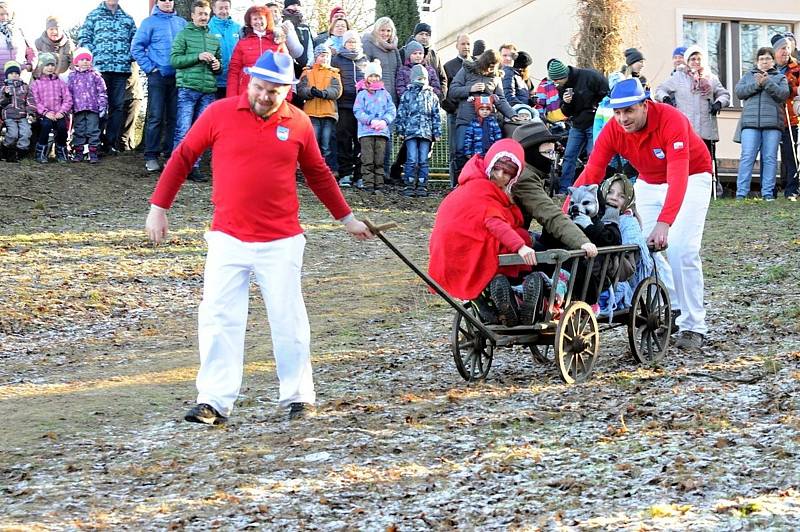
[[170, 0, 221, 182]]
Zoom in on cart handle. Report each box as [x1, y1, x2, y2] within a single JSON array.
[[363, 217, 398, 235]]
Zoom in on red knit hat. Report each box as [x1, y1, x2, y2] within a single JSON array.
[[329, 6, 346, 22], [473, 95, 495, 113], [491, 156, 519, 178]]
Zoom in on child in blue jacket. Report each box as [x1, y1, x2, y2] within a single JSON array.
[[353, 59, 396, 192], [395, 64, 441, 197], [463, 95, 502, 158]]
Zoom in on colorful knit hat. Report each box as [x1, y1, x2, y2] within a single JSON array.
[[4, 60, 20, 77], [73, 47, 93, 65], [473, 95, 495, 112], [547, 58, 569, 80]]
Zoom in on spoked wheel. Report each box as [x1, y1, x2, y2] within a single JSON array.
[[529, 344, 554, 365], [628, 277, 671, 364], [452, 305, 494, 381], [555, 302, 599, 384]]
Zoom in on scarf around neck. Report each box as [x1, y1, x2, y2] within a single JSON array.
[[369, 33, 398, 53], [688, 67, 712, 96]]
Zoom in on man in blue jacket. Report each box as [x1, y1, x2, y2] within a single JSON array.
[[207, 0, 240, 100], [131, 0, 186, 172], [79, 0, 137, 155]]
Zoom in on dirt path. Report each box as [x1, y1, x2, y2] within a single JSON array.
[[2, 155, 799, 529]]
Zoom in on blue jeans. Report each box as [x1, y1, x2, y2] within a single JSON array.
[[737, 128, 781, 199], [559, 125, 593, 193], [453, 123, 468, 177], [37, 117, 68, 146], [447, 114, 458, 187], [404, 138, 431, 187], [101, 71, 128, 149], [311, 117, 336, 170], [174, 88, 215, 167], [144, 71, 178, 161]]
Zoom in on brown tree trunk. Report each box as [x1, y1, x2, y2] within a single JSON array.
[[571, 0, 634, 75]]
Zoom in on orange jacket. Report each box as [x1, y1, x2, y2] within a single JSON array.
[[296, 64, 343, 120], [783, 57, 800, 126]]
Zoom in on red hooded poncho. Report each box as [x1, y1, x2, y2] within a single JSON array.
[[428, 139, 531, 300]]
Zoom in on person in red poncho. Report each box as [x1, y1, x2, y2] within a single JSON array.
[[428, 138, 537, 325]]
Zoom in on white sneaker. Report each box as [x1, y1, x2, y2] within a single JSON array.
[[145, 159, 161, 172]]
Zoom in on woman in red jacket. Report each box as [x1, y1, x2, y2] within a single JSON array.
[[226, 6, 287, 97]]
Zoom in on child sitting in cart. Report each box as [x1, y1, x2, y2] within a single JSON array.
[[597, 174, 653, 318], [428, 138, 538, 326]]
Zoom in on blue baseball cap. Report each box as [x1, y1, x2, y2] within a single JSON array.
[[608, 78, 647, 109], [244, 50, 297, 85]]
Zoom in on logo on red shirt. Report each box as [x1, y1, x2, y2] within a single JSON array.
[[653, 148, 665, 159], [277, 126, 289, 141]]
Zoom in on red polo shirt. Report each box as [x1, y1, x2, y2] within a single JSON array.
[[574, 101, 712, 226], [151, 93, 351, 242]]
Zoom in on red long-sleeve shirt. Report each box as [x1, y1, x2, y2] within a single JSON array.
[[151, 93, 351, 242], [574, 100, 711, 226]]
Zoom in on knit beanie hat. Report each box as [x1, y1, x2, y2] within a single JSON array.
[[411, 63, 428, 84], [473, 95, 495, 113], [491, 156, 519, 178], [771, 32, 795, 51], [284, 0, 301, 8], [405, 40, 424, 57], [364, 59, 382, 78], [313, 44, 330, 58], [329, 6, 346, 22], [472, 40, 486, 58], [683, 44, 703, 63], [672, 46, 687, 57], [413, 22, 432, 36], [39, 52, 57, 67], [547, 58, 569, 80], [4, 60, 20, 77], [46, 16, 60, 30], [341, 29, 360, 48], [73, 47, 93, 65], [624, 47, 644, 66], [514, 51, 532, 70]]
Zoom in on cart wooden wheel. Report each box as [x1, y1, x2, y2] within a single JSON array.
[[529, 345, 553, 365], [555, 301, 599, 384], [628, 277, 671, 364], [452, 305, 493, 381]]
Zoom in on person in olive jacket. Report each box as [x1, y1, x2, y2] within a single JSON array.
[[170, 0, 221, 182], [510, 121, 595, 254]]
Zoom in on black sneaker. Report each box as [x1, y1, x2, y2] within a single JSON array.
[[473, 294, 499, 324], [489, 275, 518, 326], [670, 309, 681, 334], [187, 168, 208, 182], [184, 403, 227, 425], [288, 402, 316, 421], [675, 330, 704, 350], [519, 274, 543, 325], [415, 187, 429, 197]]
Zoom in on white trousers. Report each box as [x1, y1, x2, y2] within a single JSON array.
[[634, 172, 711, 335], [195, 231, 314, 416]]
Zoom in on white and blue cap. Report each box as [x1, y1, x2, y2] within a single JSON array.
[[608, 78, 647, 109], [244, 50, 298, 85]]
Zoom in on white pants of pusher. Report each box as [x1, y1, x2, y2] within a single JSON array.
[[634, 172, 711, 336], [195, 231, 314, 416]]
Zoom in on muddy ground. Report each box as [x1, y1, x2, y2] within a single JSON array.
[[1, 153, 799, 530]]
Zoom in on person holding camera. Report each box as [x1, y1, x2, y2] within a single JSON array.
[[0, 60, 35, 162]]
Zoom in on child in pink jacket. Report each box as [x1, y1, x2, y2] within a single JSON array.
[[30, 52, 72, 163]]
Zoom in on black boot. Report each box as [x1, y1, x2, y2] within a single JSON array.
[[5, 146, 19, 163], [55, 145, 69, 163], [34, 143, 48, 164]]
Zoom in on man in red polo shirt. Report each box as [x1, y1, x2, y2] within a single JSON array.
[[573, 78, 712, 350], [145, 50, 372, 425]]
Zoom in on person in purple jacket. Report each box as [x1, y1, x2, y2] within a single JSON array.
[[68, 48, 108, 163], [395, 40, 440, 102], [30, 53, 72, 164]]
